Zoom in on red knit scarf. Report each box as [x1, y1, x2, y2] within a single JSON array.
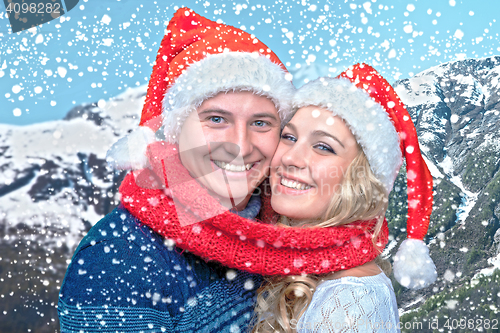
[[119, 141, 389, 275]]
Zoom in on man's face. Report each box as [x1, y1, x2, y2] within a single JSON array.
[[178, 91, 281, 210]]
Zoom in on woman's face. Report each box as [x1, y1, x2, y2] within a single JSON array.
[[270, 106, 360, 222]]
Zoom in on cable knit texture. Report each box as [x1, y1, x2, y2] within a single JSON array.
[[119, 141, 389, 276], [297, 273, 400, 333], [58, 207, 261, 332]]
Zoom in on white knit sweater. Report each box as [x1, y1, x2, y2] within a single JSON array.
[[296, 273, 400, 333]]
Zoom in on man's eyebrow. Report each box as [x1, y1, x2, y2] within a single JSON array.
[[198, 109, 279, 121], [311, 130, 345, 149], [251, 112, 279, 121], [198, 109, 233, 116]]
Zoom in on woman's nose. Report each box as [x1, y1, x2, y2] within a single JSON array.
[[281, 141, 307, 170]]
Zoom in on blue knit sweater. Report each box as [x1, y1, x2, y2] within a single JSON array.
[[58, 206, 262, 332]]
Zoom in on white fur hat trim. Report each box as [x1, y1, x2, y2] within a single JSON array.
[[162, 52, 295, 143], [106, 126, 156, 170], [393, 238, 437, 289], [293, 77, 402, 192]]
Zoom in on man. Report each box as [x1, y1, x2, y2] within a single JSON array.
[[58, 8, 294, 332]]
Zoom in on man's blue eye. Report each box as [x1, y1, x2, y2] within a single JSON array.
[[210, 116, 223, 123], [254, 120, 267, 127]]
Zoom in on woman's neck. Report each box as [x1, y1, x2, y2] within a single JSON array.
[[277, 215, 321, 227], [327, 260, 382, 280]]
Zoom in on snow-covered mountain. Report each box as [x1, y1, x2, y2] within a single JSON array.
[[2, 57, 500, 332], [389, 56, 500, 328], [1, 85, 147, 243], [0, 86, 146, 332]]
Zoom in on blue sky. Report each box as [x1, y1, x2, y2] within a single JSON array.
[[1, 0, 499, 125]]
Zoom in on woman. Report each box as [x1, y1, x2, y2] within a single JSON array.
[[251, 64, 437, 332]]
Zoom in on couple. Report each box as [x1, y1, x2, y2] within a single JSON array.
[[58, 8, 437, 333]]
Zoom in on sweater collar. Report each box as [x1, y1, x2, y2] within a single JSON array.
[[230, 191, 261, 220]]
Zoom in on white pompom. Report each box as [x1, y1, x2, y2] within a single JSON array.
[[106, 126, 156, 170], [393, 238, 437, 289]]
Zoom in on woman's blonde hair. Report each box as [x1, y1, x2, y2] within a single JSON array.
[[251, 148, 390, 333]]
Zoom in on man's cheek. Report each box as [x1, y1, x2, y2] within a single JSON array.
[[262, 137, 281, 159]]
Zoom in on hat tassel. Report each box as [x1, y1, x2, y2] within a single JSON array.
[[106, 126, 156, 170], [393, 238, 437, 289]]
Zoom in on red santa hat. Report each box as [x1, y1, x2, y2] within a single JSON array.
[[107, 7, 295, 170], [293, 63, 437, 290]]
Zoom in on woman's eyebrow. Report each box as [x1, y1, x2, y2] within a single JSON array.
[[311, 130, 345, 149]]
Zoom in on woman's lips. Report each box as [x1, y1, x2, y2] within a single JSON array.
[[280, 177, 312, 190], [274, 175, 314, 195]]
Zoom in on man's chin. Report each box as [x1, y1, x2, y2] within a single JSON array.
[[197, 181, 249, 206], [218, 191, 252, 208]]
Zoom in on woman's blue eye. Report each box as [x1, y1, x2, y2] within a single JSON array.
[[280, 133, 296, 142], [315, 143, 335, 154]]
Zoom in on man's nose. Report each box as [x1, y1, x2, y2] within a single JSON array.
[[223, 123, 253, 158]]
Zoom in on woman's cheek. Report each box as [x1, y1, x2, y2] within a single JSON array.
[[270, 143, 286, 168]]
